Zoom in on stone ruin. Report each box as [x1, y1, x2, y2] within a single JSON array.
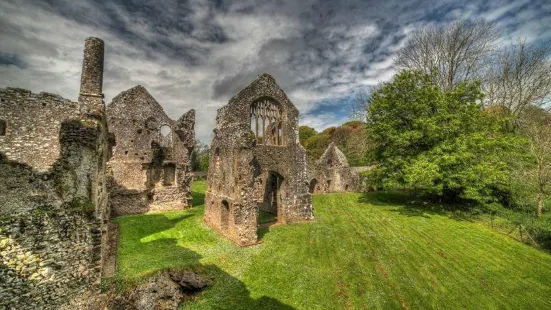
[[0, 37, 195, 309], [204, 73, 314, 246], [309, 143, 361, 194], [0, 38, 110, 309], [107, 86, 195, 216], [0, 36, 364, 309]]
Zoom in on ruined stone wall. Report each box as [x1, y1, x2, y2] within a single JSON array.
[[0, 88, 109, 215], [0, 37, 110, 309], [0, 88, 80, 172], [205, 143, 259, 245], [205, 73, 313, 246], [107, 86, 195, 216], [0, 210, 102, 309], [0, 103, 109, 309], [253, 145, 312, 221], [310, 143, 361, 194]]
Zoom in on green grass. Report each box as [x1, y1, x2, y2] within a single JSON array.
[[113, 180, 551, 309]]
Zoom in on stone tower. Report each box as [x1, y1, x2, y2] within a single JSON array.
[[79, 37, 105, 116]]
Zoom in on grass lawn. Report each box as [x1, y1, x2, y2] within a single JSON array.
[[112, 180, 551, 309]]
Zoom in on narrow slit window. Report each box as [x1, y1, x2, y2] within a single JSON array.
[[0, 120, 6, 136]]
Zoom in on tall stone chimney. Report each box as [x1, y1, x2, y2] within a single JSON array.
[[79, 37, 105, 116]]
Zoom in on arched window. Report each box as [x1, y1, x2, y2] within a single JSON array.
[[251, 98, 284, 146], [159, 124, 172, 148], [214, 147, 221, 167]]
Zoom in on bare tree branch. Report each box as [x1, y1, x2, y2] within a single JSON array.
[[485, 40, 551, 122], [520, 115, 551, 217], [395, 20, 499, 90], [347, 86, 378, 121]]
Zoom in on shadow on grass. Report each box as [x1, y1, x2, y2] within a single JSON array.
[[256, 211, 279, 242], [116, 219, 294, 309], [257, 225, 275, 241], [117, 213, 195, 242], [200, 258, 296, 309], [358, 191, 474, 222], [114, 181, 295, 307], [192, 190, 206, 207]]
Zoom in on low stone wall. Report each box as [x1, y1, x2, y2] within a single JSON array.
[[0, 210, 102, 310]]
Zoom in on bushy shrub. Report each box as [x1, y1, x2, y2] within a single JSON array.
[[365, 70, 524, 204]]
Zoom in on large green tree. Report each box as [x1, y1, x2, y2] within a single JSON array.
[[366, 70, 520, 203], [299, 126, 318, 146]]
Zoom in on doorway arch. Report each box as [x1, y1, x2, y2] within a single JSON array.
[[258, 171, 284, 226]]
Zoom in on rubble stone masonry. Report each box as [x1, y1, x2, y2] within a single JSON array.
[[0, 37, 110, 309]]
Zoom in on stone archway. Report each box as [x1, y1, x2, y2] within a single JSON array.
[[258, 171, 284, 225]]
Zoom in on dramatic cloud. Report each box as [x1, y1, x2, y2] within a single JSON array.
[[1, 0, 550, 142]]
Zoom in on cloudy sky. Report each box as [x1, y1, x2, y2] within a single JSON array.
[[1, 0, 550, 142]]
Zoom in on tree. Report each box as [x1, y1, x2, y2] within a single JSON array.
[[485, 41, 551, 124], [191, 139, 209, 172], [333, 121, 369, 166], [304, 132, 332, 161], [347, 88, 371, 121], [517, 108, 551, 217], [299, 126, 318, 146], [365, 70, 518, 203], [199, 151, 210, 172], [395, 20, 499, 91]]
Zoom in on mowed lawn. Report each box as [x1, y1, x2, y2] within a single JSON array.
[[113, 180, 551, 309]]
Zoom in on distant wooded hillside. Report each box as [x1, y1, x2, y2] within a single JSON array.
[[300, 121, 369, 166]]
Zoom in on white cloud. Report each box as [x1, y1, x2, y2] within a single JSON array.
[[1, 0, 549, 144], [300, 112, 348, 133]]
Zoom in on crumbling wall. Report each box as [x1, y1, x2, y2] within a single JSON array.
[[205, 73, 313, 246], [310, 143, 361, 194], [0, 37, 110, 309], [206, 142, 259, 245], [0, 90, 109, 218], [0, 210, 102, 309], [0, 88, 80, 172], [106, 86, 195, 216], [0, 107, 109, 310]]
